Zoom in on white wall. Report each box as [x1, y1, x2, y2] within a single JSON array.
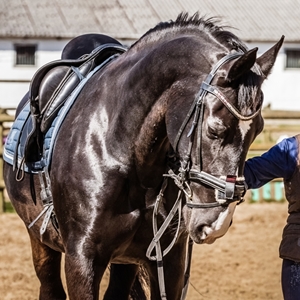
[[1, 38, 300, 110], [253, 42, 300, 110], [0, 38, 69, 108]]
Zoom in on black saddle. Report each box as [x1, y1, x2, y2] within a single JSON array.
[[24, 43, 127, 163]]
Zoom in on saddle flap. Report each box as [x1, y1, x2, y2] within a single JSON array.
[[40, 60, 95, 133], [39, 66, 71, 115]]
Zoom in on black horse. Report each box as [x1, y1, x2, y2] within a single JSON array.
[[4, 13, 283, 300]]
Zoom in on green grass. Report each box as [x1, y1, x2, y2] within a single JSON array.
[[4, 201, 15, 213]]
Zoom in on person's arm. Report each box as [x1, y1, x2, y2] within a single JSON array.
[[244, 136, 298, 189]]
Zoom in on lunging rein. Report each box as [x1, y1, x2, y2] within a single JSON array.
[[147, 52, 262, 300]]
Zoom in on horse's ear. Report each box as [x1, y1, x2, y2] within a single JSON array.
[[226, 48, 258, 82], [256, 35, 285, 78]]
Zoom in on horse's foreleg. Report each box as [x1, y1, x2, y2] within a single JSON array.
[[104, 263, 144, 300], [64, 245, 107, 300], [146, 238, 187, 300], [28, 230, 66, 300]]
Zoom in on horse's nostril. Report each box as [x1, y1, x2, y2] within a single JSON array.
[[197, 224, 207, 234]]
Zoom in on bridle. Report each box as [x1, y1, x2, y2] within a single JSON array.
[[170, 51, 261, 209], [146, 52, 262, 300]]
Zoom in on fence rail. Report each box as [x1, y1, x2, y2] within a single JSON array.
[[249, 108, 300, 155]]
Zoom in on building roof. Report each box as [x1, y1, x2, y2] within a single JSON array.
[[0, 0, 299, 43]]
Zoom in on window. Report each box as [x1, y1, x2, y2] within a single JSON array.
[[15, 44, 36, 66], [286, 49, 300, 69]]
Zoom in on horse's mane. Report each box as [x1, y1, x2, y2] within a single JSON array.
[[130, 12, 248, 53], [130, 12, 260, 115]]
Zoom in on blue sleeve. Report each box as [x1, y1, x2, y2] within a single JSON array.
[[244, 136, 298, 189]]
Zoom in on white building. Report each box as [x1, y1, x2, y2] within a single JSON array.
[[0, 0, 300, 110]]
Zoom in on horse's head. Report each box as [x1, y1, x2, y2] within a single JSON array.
[[161, 15, 284, 244]]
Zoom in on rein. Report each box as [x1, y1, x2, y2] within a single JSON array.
[[147, 52, 262, 300]]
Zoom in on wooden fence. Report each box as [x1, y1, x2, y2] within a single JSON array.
[[0, 109, 15, 212], [0, 107, 300, 211], [249, 108, 300, 153]]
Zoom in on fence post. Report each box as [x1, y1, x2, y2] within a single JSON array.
[[0, 109, 15, 212]]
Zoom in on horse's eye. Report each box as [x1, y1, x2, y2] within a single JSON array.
[[206, 116, 226, 139], [206, 123, 227, 139], [207, 126, 219, 139]]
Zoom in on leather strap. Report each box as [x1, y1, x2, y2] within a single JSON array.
[[201, 82, 261, 121]]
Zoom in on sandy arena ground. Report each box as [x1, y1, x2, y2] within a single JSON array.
[[0, 202, 287, 300]]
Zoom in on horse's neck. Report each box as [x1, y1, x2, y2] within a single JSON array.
[[103, 46, 190, 186], [133, 97, 170, 187], [102, 50, 174, 162], [91, 66, 170, 188], [101, 35, 226, 185]]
